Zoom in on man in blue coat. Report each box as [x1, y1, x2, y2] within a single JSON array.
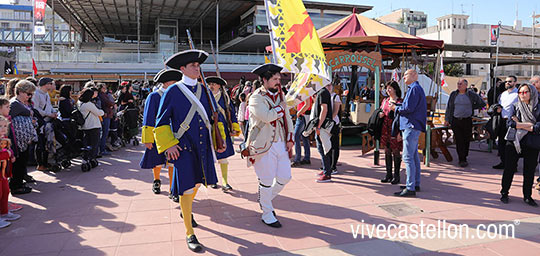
[[392, 69, 426, 197], [207, 76, 241, 192], [153, 49, 223, 252], [140, 69, 182, 202]]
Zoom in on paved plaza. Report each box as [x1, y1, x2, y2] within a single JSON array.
[[1, 139, 539, 256]]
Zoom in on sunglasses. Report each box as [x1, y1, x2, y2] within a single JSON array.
[[25, 92, 33, 96], [518, 91, 529, 95]]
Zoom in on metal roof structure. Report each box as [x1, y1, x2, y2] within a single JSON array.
[[51, 0, 372, 42]]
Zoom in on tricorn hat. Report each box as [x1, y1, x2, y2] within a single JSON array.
[[251, 63, 283, 77], [165, 49, 209, 69], [153, 69, 183, 83], [206, 76, 227, 86]]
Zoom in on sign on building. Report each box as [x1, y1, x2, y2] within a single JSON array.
[[34, 0, 47, 36], [490, 25, 499, 46]]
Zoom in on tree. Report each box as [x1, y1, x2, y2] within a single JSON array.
[[424, 63, 464, 77], [398, 17, 405, 24]]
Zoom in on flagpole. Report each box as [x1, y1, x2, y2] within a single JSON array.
[[493, 21, 501, 102], [32, 0, 35, 78]]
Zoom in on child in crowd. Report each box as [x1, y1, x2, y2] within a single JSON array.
[[0, 98, 21, 213], [0, 115, 20, 228]]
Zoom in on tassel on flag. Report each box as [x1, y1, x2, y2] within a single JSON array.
[[440, 56, 446, 87], [32, 58, 38, 75]]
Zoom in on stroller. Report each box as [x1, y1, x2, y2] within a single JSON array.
[[34, 117, 81, 172], [58, 119, 96, 172], [117, 104, 140, 146]]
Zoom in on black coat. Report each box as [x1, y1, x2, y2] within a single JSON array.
[[367, 108, 384, 140]]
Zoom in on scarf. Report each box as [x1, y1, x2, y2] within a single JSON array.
[[513, 84, 538, 153]]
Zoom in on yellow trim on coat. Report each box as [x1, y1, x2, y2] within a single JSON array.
[[154, 125, 179, 154], [141, 125, 155, 144]]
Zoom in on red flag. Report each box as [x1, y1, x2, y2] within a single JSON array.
[[32, 58, 37, 75], [440, 56, 446, 87]]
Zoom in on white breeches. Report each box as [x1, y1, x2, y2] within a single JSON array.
[[254, 141, 292, 224]]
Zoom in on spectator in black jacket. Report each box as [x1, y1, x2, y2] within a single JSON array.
[[98, 83, 114, 156], [445, 79, 486, 167]]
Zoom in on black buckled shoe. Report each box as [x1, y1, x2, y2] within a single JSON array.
[[169, 194, 179, 203], [180, 213, 198, 227], [186, 235, 203, 252], [210, 184, 218, 189], [262, 219, 282, 228], [222, 184, 233, 192], [152, 179, 161, 194]]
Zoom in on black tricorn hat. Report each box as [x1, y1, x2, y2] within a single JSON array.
[[206, 76, 227, 86], [153, 69, 183, 83], [165, 49, 209, 69], [251, 63, 283, 76]]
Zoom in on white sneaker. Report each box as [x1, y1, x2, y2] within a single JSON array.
[[331, 169, 338, 175], [0, 219, 10, 228], [1, 212, 21, 221]]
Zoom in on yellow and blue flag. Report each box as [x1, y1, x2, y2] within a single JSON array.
[[264, 0, 331, 107]]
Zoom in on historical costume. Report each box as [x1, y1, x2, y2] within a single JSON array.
[[140, 69, 182, 202], [206, 76, 241, 192], [153, 49, 218, 252], [244, 64, 294, 228]]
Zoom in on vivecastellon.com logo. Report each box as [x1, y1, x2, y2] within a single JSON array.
[[351, 219, 518, 240]]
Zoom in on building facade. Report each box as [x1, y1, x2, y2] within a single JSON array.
[[418, 14, 538, 80], [378, 8, 428, 33]]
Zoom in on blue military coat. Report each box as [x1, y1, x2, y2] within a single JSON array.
[[154, 81, 218, 196], [214, 91, 238, 160], [139, 89, 167, 169]]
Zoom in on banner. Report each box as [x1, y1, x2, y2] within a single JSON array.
[[34, 0, 47, 36], [391, 69, 400, 82], [440, 56, 446, 87], [490, 25, 499, 46], [264, 0, 331, 107]]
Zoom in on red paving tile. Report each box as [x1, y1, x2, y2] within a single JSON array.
[[3, 142, 540, 255]]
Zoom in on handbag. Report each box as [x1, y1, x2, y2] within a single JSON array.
[[504, 128, 516, 141]]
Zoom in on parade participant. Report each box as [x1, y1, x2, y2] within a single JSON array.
[[243, 63, 294, 228], [140, 69, 182, 202], [206, 76, 241, 192], [153, 49, 222, 252]]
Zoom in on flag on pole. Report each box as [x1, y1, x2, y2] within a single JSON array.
[[391, 69, 400, 82], [13, 63, 18, 74], [264, 0, 331, 107], [440, 57, 446, 87], [32, 58, 38, 75]]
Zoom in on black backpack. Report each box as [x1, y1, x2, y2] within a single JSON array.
[[71, 104, 90, 126]]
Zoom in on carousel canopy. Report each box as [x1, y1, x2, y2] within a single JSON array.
[[318, 14, 444, 57]]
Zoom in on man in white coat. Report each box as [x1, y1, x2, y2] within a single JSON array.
[[244, 63, 294, 228]]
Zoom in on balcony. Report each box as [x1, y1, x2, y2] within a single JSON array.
[[0, 28, 78, 46]]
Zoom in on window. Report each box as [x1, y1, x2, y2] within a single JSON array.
[[19, 23, 30, 30], [1, 23, 9, 29]]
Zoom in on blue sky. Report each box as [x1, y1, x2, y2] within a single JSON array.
[[312, 0, 539, 28], [1, 0, 537, 28]]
